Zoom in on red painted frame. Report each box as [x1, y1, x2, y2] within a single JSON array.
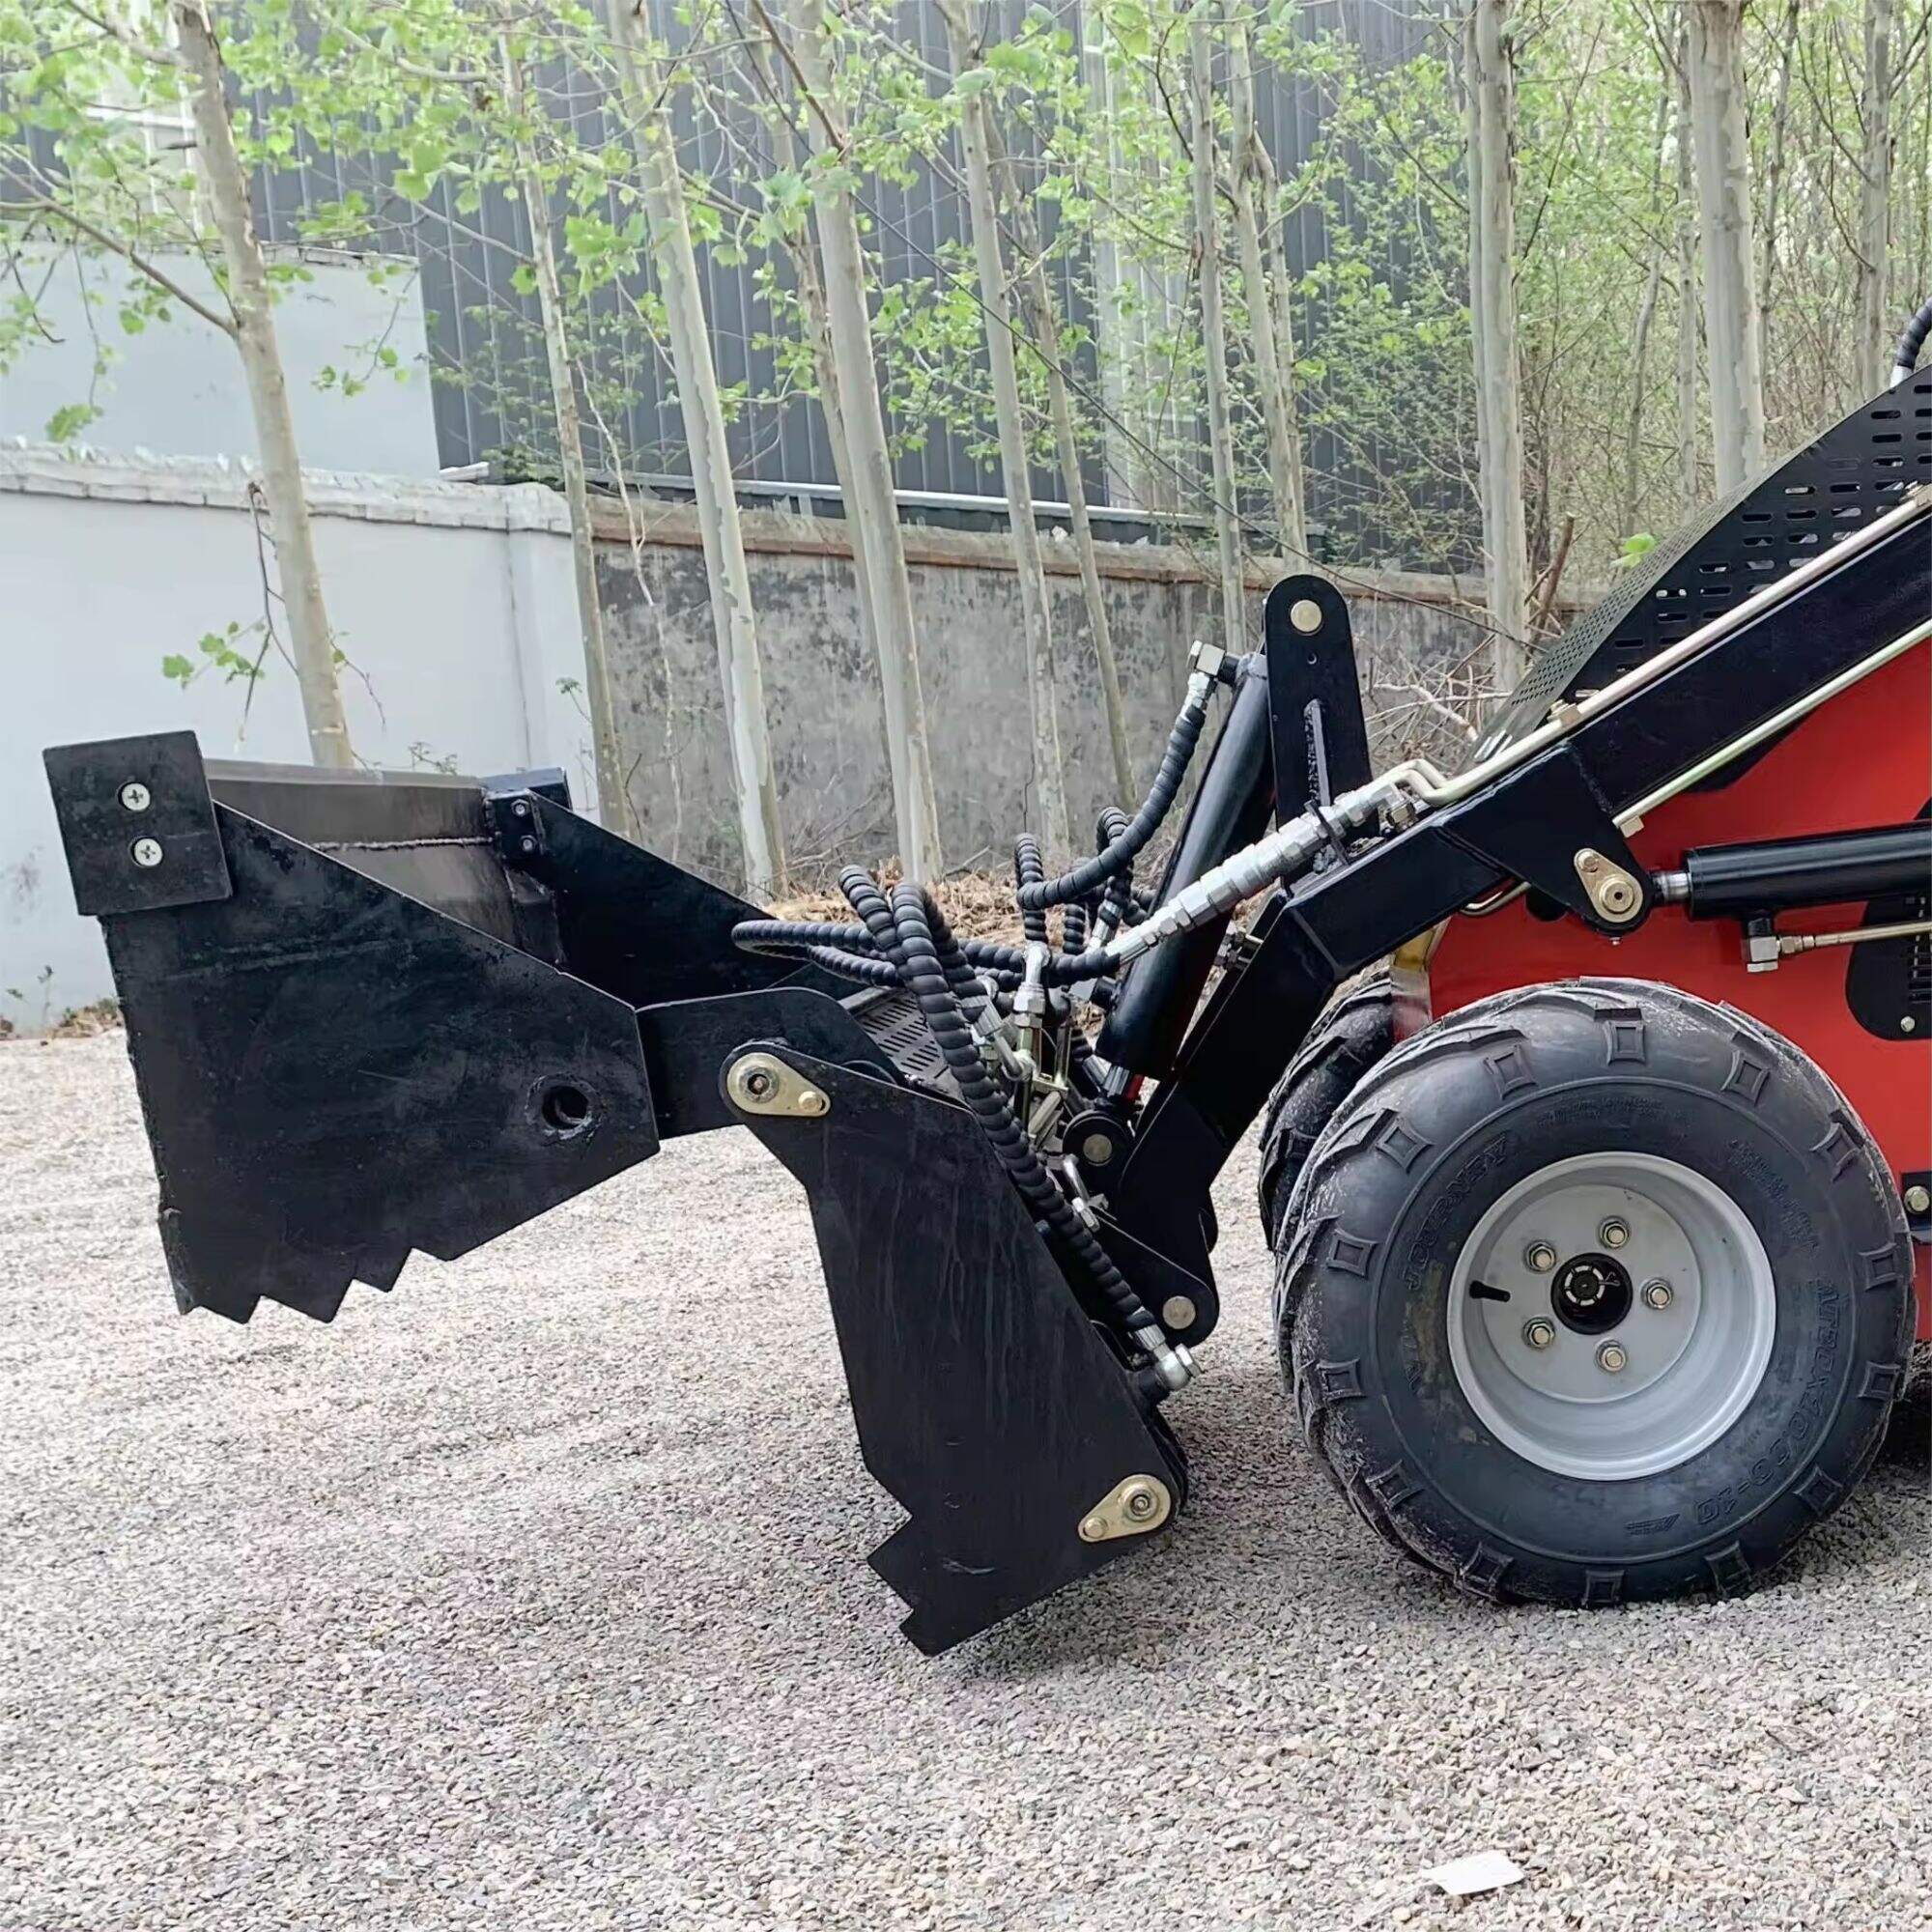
[[1417, 639, 1932, 1335]]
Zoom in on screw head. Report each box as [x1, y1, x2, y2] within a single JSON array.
[[118, 781, 152, 813], [1524, 1240, 1558, 1274], [1597, 1341, 1630, 1374], [129, 837, 164, 869], [1080, 1131, 1116, 1167], [1599, 1217, 1631, 1250], [1521, 1318, 1556, 1350], [1641, 1278, 1675, 1311], [1160, 1293, 1197, 1331], [1904, 1184, 1930, 1215]]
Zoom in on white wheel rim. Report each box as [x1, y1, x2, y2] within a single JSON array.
[[1445, 1152, 1776, 1481]]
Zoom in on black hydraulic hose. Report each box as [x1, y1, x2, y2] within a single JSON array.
[[805, 944, 901, 987], [1012, 836, 1051, 946], [1062, 899, 1089, 952], [1094, 807, 1137, 930], [887, 885, 1153, 1334], [1893, 295, 1932, 383], [1016, 679, 1212, 910]]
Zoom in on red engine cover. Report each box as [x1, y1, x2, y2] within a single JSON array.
[[1419, 640, 1931, 1335]]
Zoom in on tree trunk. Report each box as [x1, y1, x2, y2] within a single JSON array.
[[173, 0, 352, 768], [1621, 244, 1663, 538], [1187, 8, 1246, 656], [1463, 0, 1529, 696], [1856, 0, 1896, 396], [498, 35, 630, 831], [747, 37, 886, 739], [610, 3, 785, 893], [988, 128, 1138, 806], [1755, 0, 1801, 379], [940, 0, 1068, 850], [788, 0, 944, 881], [1228, 13, 1307, 559], [1686, 0, 1765, 494], [1673, 32, 1700, 506]]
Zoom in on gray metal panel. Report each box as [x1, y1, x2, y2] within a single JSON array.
[[226, 0, 1452, 545]]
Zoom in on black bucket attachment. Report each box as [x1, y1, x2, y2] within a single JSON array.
[[43, 731, 1184, 1649]]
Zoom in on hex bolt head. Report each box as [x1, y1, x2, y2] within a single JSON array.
[[1080, 1131, 1116, 1167], [1524, 1240, 1558, 1274], [1597, 1341, 1630, 1374], [519, 836, 538, 856], [511, 799, 530, 818], [1521, 1318, 1556, 1350], [1599, 1217, 1631, 1250], [118, 781, 152, 813], [129, 837, 164, 869], [1641, 1278, 1675, 1311], [1904, 1184, 1930, 1215]]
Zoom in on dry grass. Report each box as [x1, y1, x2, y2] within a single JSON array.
[[767, 867, 1026, 948]]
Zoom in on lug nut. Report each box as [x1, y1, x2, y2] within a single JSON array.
[[1524, 1241, 1558, 1273], [1641, 1278, 1675, 1311], [1599, 1217, 1631, 1250], [1597, 1341, 1630, 1374], [1521, 1318, 1556, 1350]]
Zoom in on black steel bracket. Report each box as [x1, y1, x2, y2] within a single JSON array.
[[734, 1047, 1187, 1655]]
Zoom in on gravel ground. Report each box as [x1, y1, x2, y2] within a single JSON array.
[[2, 1031, 1928, 1931]]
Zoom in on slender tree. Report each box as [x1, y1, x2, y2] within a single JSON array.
[[939, 0, 1069, 851], [1856, 0, 1897, 396], [608, 0, 785, 890], [1463, 0, 1528, 692], [1685, 0, 1764, 492], [1188, 5, 1246, 654], [786, 0, 944, 880]]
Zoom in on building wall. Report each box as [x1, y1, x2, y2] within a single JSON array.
[[0, 247, 441, 477], [4, 446, 1542, 1031]]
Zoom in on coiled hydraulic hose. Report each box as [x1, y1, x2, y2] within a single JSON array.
[[1015, 668, 1215, 910], [887, 886, 1186, 1387], [1893, 294, 1932, 384], [1012, 836, 1051, 946]]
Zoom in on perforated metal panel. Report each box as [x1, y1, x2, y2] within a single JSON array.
[[1490, 378, 1932, 749]]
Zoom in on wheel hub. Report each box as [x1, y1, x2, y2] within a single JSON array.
[[1548, 1252, 1632, 1335], [1445, 1152, 1776, 1481]]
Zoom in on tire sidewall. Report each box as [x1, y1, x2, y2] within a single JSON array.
[[1287, 982, 1912, 1602]]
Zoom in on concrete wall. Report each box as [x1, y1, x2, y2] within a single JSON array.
[[4, 445, 1560, 1031], [595, 503, 1508, 886], [2, 446, 592, 1032], [0, 246, 440, 476]]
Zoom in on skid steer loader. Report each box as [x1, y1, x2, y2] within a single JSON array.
[[44, 313, 1932, 1653]]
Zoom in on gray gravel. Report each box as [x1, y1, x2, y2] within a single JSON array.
[[2, 1032, 1928, 1931]]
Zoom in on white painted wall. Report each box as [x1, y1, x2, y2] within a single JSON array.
[[2, 446, 591, 1032], [0, 246, 441, 477]]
